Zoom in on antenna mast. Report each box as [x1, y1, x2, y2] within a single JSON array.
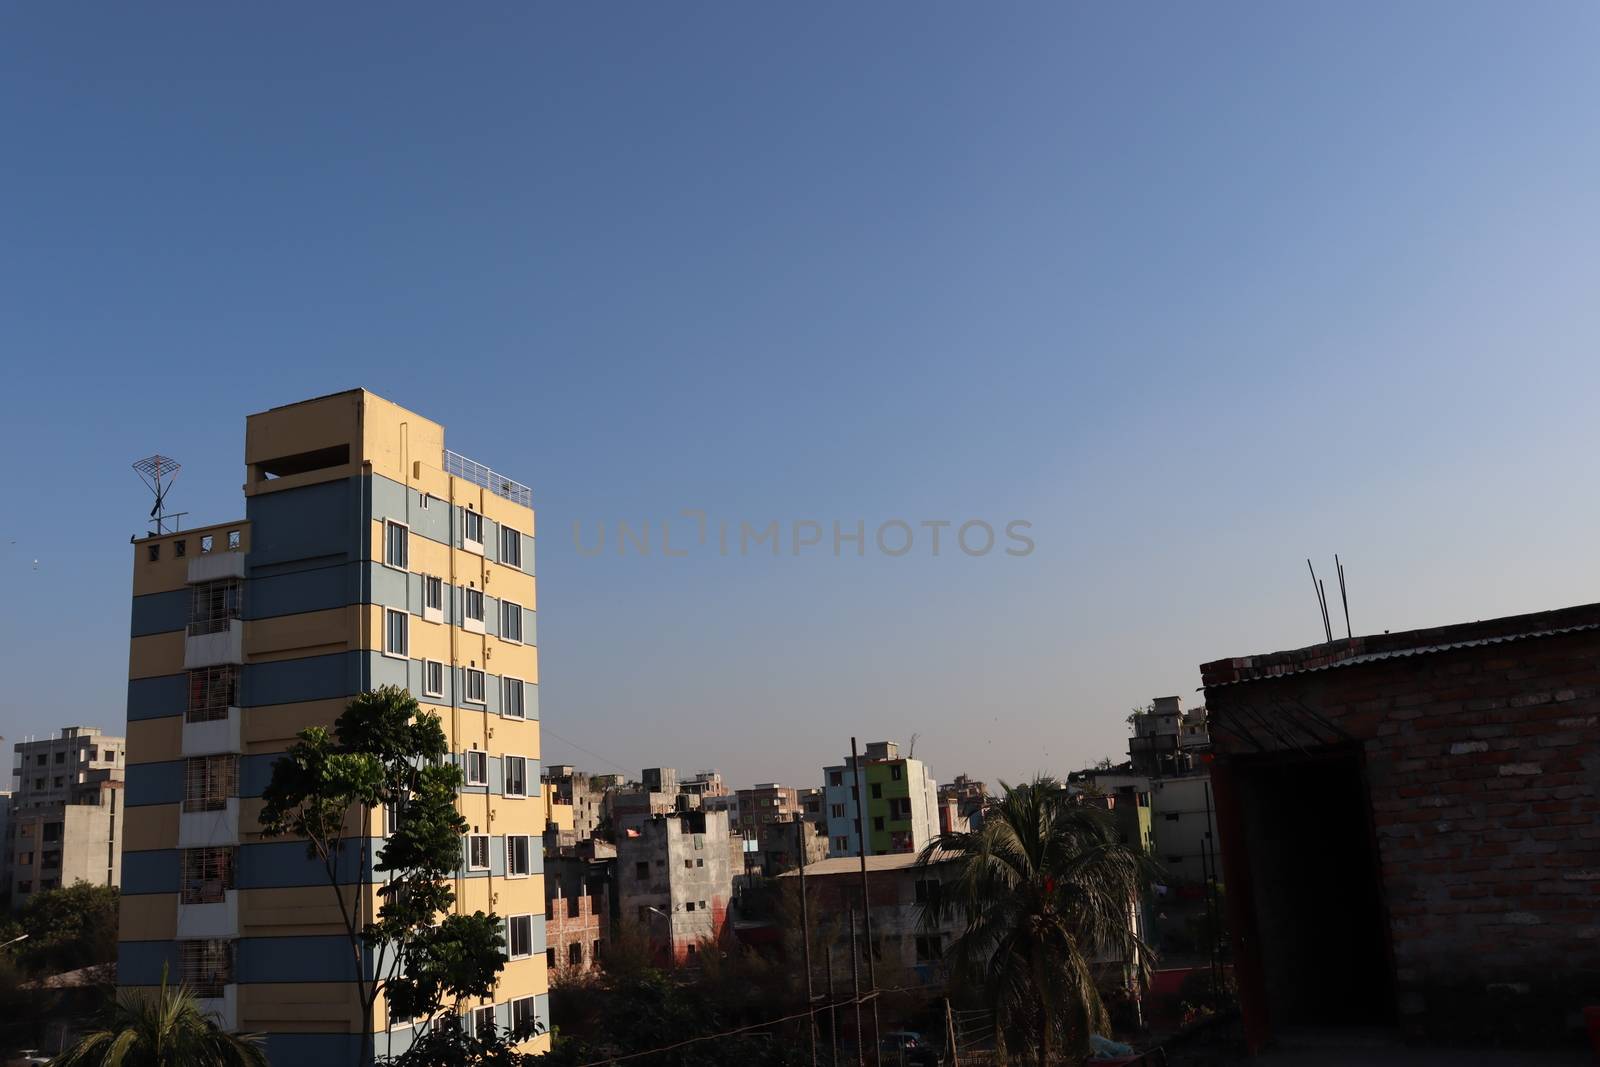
[[132, 455, 183, 535]]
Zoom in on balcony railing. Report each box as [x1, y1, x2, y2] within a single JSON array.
[[444, 449, 532, 508]]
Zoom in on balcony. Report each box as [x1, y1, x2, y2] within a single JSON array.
[[185, 620, 243, 669], [187, 551, 246, 585], [179, 798, 240, 848], [182, 707, 242, 758], [195, 986, 238, 1031], [178, 890, 240, 939]]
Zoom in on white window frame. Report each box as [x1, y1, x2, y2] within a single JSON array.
[[505, 834, 532, 878], [502, 676, 525, 720], [503, 755, 527, 798], [463, 587, 486, 633], [465, 668, 486, 705], [462, 509, 484, 554], [467, 834, 490, 871], [501, 600, 523, 644], [464, 750, 488, 786], [500, 525, 523, 570], [385, 520, 409, 571], [507, 915, 534, 960], [510, 995, 536, 1036], [423, 575, 444, 624], [471, 1005, 496, 1037], [384, 608, 409, 659], [423, 660, 444, 699]]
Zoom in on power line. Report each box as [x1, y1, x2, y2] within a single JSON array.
[[569, 986, 936, 1067], [539, 725, 634, 775]]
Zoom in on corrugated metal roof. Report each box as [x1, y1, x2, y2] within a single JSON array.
[[777, 848, 961, 878], [1206, 623, 1600, 687]]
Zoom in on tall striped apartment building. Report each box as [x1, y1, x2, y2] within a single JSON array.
[[119, 389, 548, 1064]]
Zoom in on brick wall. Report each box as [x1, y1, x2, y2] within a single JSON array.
[[546, 887, 607, 978], [1203, 609, 1600, 1041]]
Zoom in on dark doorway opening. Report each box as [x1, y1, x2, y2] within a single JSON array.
[[1235, 746, 1394, 1027]]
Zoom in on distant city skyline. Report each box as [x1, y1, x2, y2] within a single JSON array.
[[6, 4, 1600, 790]]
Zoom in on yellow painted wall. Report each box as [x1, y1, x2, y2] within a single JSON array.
[[131, 522, 251, 597]]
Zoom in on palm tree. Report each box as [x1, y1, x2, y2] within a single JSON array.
[[918, 778, 1155, 1065], [52, 971, 268, 1067]]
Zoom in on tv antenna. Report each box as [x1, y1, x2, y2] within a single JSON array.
[[133, 455, 184, 534]]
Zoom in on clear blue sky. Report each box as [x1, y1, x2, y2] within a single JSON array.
[[4, 3, 1599, 790]]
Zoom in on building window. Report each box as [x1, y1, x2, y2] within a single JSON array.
[[174, 539, 187, 558], [182, 847, 236, 904], [16, 881, 30, 894], [511, 996, 537, 1037], [684, 901, 696, 913], [472, 1006, 495, 1038], [423, 660, 444, 698], [183, 755, 237, 812], [568, 942, 582, 966], [384, 801, 403, 837], [465, 588, 485, 624], [200, 534, 214, 554], [502, 677, 525, 719], [501, 601, 523, 643], [915, 935, 943, 962], [465, 669, 486, 704], [914, 879, 942, 906], [147, 543, 160, 562], [833, 836, 849, 852], [385, 521, 409, 570], [507, 915, 534, 959], [546, 947, 556, 970], [180, 939, 233, 997], [506, 835, 532, 877], [870, 784, 882, 799], [500, 526, 523, 569], [828, 771, 842, 787], [227, 530, 241, 551], [385, 609, 408, 657], [188, 578, 242, 636], [464, 750, 488, 786], [891, 764, 903, 781], [54, 752, 65, 764], [635, 861, 649, 881], [467, 835, 490, 870], [425, 575, 443, 613], [186, 665, 239, 723], [830, 804, 845, 818], [873, 816, 885, 832], [504, 756, 527, 797], [463, 509, 484, 547]]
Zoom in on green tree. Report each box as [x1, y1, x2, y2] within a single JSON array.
[[259, 686, 507, 1063], [50, 971, 268, 1067], [918, 777, 1155, 1065], [15, 882, 120, 975]]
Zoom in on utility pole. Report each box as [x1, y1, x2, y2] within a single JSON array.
[[943, 998, 960, 1067], [798, 818, 818, 1067], [849, 737, 884, 1067], [850, 908, 865, 1067]]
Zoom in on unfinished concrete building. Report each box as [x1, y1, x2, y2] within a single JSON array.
[[615, 810, 738, 965]]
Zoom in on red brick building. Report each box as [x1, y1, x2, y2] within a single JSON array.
[[1201, 603, 1600, 1051], [545, 885, 607, 979]]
